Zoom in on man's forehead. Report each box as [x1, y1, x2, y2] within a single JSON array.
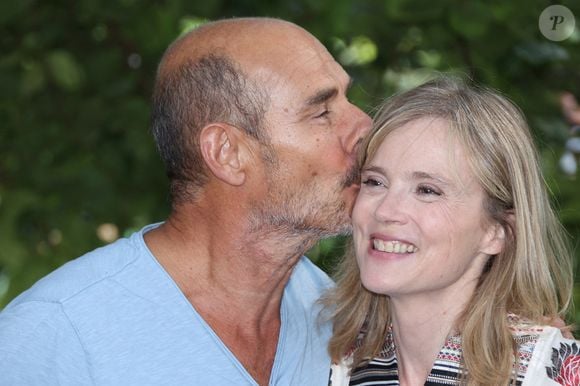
[[161, 18, 318, 75], [164, 17, 351, 109], [252, 50, 349, 95]]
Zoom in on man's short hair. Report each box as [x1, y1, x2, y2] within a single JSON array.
[[151, 53, 270, 204]]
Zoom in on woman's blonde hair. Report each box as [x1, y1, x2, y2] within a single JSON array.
[[324, 76, 573, 385]]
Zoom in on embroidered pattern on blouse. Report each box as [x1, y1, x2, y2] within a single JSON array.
[[347, 315, 542, 385], [546, 341, 580, 385]]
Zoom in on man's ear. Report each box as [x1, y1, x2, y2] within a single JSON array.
[[481, 211, 515, 256], [199, 123, 248, 186]]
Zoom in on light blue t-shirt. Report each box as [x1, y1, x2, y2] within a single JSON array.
[[0, 224, 333, 385]]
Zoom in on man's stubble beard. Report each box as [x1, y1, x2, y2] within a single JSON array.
[[249, 149, 360, 240]]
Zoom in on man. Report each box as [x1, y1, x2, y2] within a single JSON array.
[[0, 18, 371, 385]]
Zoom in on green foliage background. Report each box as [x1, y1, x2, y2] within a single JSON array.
[[1, 1, 579, 323]]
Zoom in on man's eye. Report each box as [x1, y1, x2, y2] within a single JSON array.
[[314, 110, 330, 119]]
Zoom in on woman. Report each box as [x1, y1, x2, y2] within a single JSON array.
[[326, 77, 578, 385]]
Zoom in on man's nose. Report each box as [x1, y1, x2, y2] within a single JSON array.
[[342, 104, 372, 155]]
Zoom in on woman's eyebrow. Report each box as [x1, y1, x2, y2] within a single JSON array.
[[362, 165, 386, 175], [411, 171, 451, 186]]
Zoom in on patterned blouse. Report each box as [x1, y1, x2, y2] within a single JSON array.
[[329, 315, 580, 385]]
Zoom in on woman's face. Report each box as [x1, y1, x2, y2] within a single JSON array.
[[352, 117, 504, 301]]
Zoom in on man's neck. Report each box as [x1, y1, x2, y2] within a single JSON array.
[[143, 210, 317, 386]]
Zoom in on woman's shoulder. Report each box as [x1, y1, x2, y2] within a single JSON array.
[[508, 313, 554, 353], [508, 313, 580, 385]]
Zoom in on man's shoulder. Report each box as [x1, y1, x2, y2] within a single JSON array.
[[284, 256, 334, 307], [5, 228, 149, 308], [293, 256, 334, 290], [0, 298, 92, 383]]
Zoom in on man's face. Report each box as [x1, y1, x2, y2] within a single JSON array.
[[250, 36, 372, 237]]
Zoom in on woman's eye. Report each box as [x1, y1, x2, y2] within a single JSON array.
[[416, 185, 441, 196], [362, 178, 383, 187]]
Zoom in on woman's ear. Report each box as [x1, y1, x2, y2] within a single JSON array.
[[199, 123, 248, 186], [481, 211, 515, 256]]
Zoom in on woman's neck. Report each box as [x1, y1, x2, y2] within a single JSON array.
[[389, 295, 466, 386]]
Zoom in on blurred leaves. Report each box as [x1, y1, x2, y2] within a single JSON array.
[[1, 0, 579, 326], [335, 36, 378, 66], [46, 51, 84, 91]]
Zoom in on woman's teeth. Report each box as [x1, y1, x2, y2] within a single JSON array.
[[373, 239, 418, 253]]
